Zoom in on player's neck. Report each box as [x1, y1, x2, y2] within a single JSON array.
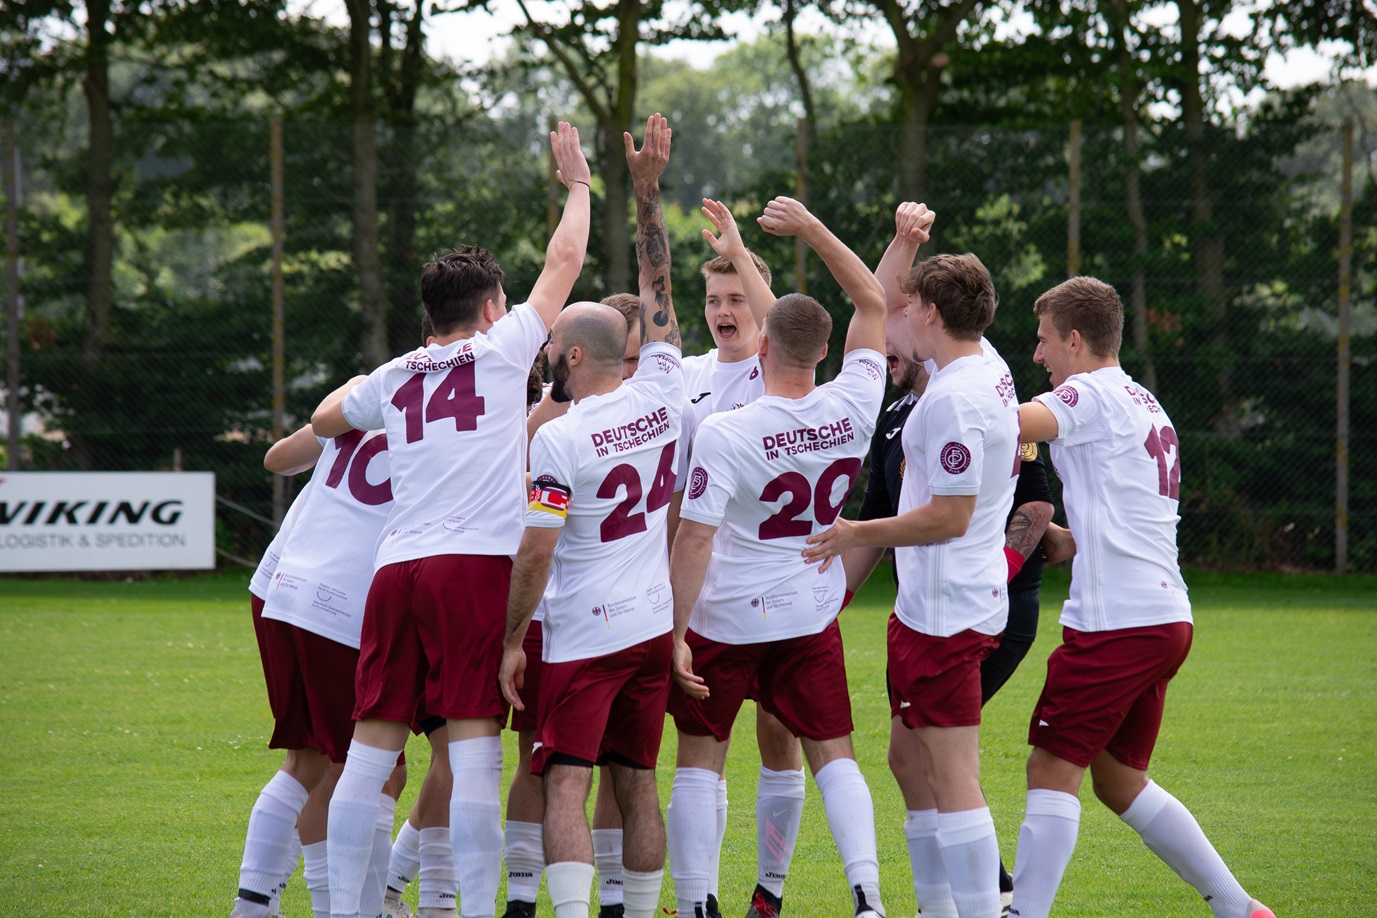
[[928, 336, 982, 371], [762, 368, 815, 399], [570, 374, 622, 403], [714, 336, 759, 364]]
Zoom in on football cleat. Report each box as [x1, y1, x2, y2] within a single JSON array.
[[851, 884, 884, 918], [598, 904, 626, 918], [706, 894, 723, 918], [743, 884, 783, 918], [417, 908, 458, 918], [1247, 900, 1276, 918], [381, 894, 413, 918], [500, 900, 537, 918]]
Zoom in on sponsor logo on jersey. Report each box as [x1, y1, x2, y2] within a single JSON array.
[[749, 366, 760, 380], [1020, 441, 1039, 462], [1054, 384, 1078, 407], [859, 358, 883, 381], [403, 341, 475, 372], [885, 426, 902, 440], [687, 467, 709, 500], [690, 391, 712, 404], [529, 475, 571, 518], [591, 604, 610, 627], [940, 441, 972, 475]]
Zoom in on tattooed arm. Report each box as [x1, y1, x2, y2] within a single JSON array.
[[624, 113, 680, 348], [1006, 500, 1055, 561]]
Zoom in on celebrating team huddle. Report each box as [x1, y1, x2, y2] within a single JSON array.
[[231, 116, 1277, 918]]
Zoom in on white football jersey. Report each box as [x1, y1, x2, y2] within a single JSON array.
[[261, 431, 394, 648], [342, 302, 547, 567], [526, 343, 686, 663], [249, 481, 309, 600], [1033, 366, 1192, 632], [675, 350, 765, 487], [680, 349, 886, 643], [893, 347, 1020, 638]]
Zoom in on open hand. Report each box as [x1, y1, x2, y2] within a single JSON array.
[[701, 198, 746, 259], [551, 121, 592, 189], [624, 113, 671, 187], [801, 516, 860, 573]]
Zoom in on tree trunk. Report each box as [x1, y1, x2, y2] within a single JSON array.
[[599, 0, 640, 295], [382, 0, 424, 353], [1177, 0, 1233, 432], [1111, 0, 1157, 390], [347, 0, 389, 368]]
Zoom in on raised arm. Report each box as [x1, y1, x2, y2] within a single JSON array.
[[874, 201, 936, 319], [310, 375, 368, 439], [757, 196, 885, 355], [528, 121, 593, 331], [701, 198, 776, 332], [264, 424, 324, 476], [625, 113, 680, 348]]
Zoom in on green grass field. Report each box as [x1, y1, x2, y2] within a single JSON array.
[[1, 567, 1373, 917]]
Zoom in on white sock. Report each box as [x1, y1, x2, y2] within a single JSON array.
[[936, 807, 1000, 918], [755, 767, 804, 898], [329, 742, 398, 918], [239, 771, 311, 905], [360, 795, 398, 918], [667, 767, 718, 914], [505, 820, 545, 904], [388, 819, 422, 895], [621, 868, 663, 918], [710, 777, 727, 900], [904, 809, 955, 918], [448, 736, 503, 918], [419, 826, 459, 911], [274, 829, 302, 907], [303, 840, 331, 918], [1010, 789, 1081, 918], [1120, 781, 1251, 918], [591, 828, 624, 907], [813, 758, 881, 914], [546, 861, 595, 918]]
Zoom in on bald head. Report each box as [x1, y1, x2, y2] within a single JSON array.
[[555, 301, 628, 371]]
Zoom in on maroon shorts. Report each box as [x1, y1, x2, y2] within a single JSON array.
[[887, 614, 1002, 729], [531, 632, 673, 774], [353, 554, 511, 726], [251, 594, 359, 763], [669, 619, 853, 743], [508, 620, 545, 734], [1029, 623, 1194, 770]]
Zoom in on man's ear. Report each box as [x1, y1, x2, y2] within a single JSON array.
[[818, 341, 828, 362]]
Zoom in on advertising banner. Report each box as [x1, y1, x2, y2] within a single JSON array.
[[0, 472, 216, 572]]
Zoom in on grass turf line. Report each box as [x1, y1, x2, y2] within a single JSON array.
[[0, 568, 1372, 916]]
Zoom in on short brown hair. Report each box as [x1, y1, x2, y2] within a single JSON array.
[[420, 245, 505, 335], [600, 293, 641, 334], [701, 250, 772, 287], [764, 294, 831, 368], [899, 254, 996, 341], [1033, 277, 1123, 358]]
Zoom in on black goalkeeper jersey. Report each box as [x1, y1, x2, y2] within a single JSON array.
[[858, 390, 1053, 591]]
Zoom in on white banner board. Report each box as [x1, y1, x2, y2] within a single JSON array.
[[0, 472, 216, 572]]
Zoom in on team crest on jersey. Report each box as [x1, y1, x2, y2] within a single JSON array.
[[654, 353, 681, 374], [940, 442, 972, 474], [529, 475, 571, 518], [1054, 385, 1079, 407], [859, 358, 883, 381], [688, 467, 709, 500], [1020, 441, 1039, 462]]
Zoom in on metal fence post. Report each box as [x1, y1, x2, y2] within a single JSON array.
[[1335, 117, 1353, 574], [271, 113, 286, 527], [4, 119, 20, 471]]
